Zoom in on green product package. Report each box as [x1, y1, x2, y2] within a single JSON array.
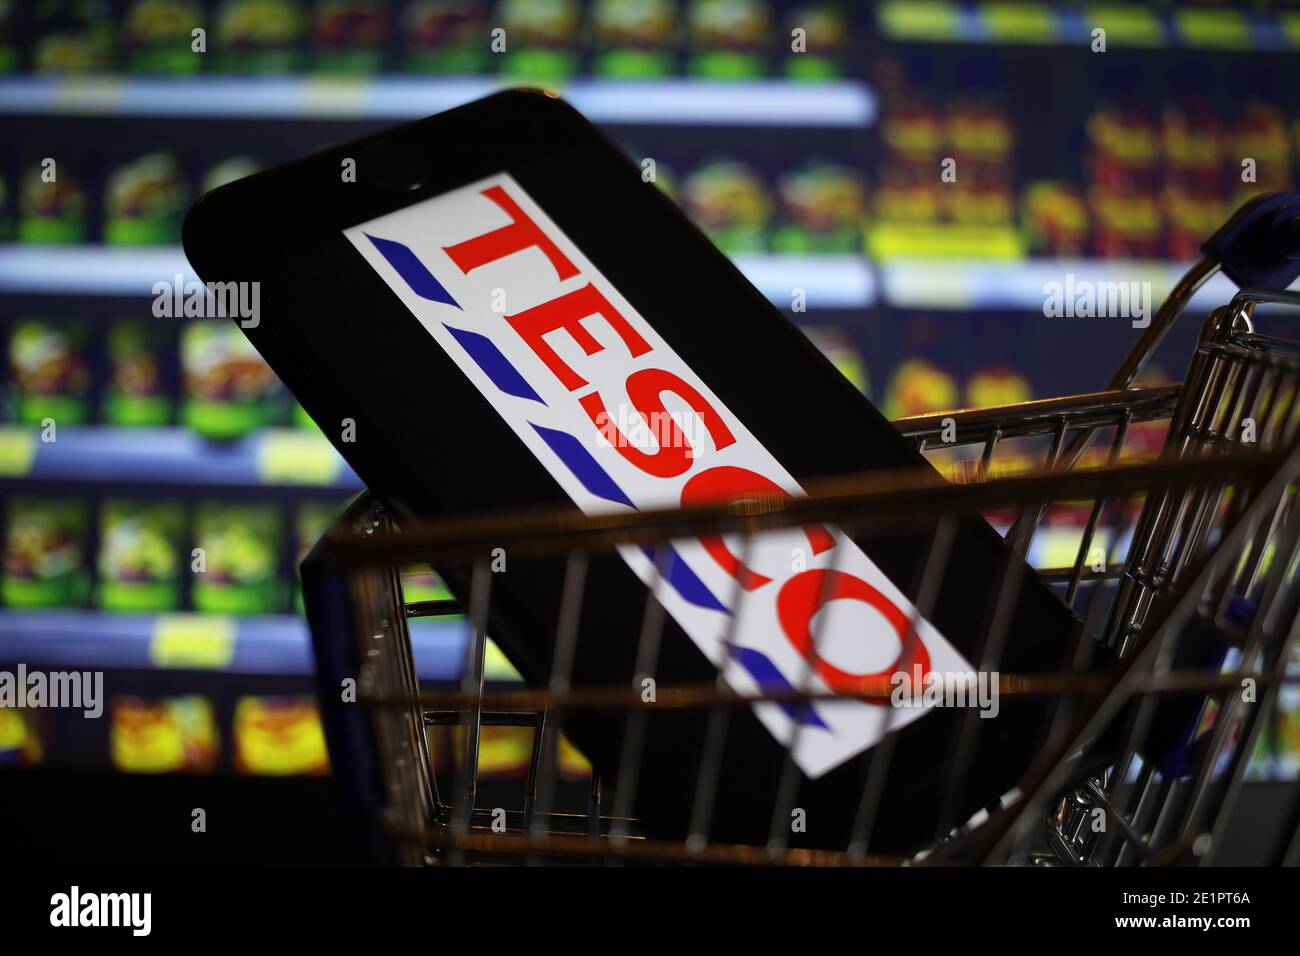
[[310, 1, 390, 74], [682, 158, 770, 253], [782, 2, 849, 81], [498, 0, 578, 83], [97, 500, 186, 611], [686, 0, 770, 79], [10, 319, 93, 426], [181, 320, 281, 440], [123, 0, 205, 74], [18, 163, 88, 244], [2, 498, 91, 608], [104, 153, 189, 246], [771, 160, 868, 254], [400, 0, 487, 73], [106, 321, 174, 426], [32, 1, 114, 74], [590, 0, 678, 79], [192, 502, 284, 614], [214, 0, 305, 73]]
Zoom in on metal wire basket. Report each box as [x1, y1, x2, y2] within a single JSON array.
[[302, 195, 1300, 867]]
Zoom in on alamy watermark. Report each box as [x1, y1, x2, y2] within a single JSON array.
[[0, 664, 103, 718], [1043, 274, 1152, 329], [151, 274, 260, 328], [890, 666, 1000, 719], [50, 886, 151, 936], [592, 405, 709, 455]]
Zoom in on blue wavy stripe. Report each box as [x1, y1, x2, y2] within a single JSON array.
[[444, 324, 545, 404], [529, 424, 727, 613], [640, 546, 728, 614], [731, 646, 831, 731], [531, 424, 635, 509], [364, 233, 461, 309]]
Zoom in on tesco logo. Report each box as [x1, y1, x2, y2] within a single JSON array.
[[346, 173, 970, 776]]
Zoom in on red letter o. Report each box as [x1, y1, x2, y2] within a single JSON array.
[[776, 569, 930, 702]]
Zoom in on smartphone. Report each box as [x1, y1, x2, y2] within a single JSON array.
[[184, 89, 1086, 855]]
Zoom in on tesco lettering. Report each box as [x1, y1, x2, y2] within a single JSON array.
[[345, 172, 971, 777]]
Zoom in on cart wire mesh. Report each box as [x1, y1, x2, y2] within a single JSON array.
[[303, 269, 1300, 868]]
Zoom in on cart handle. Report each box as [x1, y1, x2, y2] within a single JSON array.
[[1202, 191, 1300, 291], [1107, 193, 1300, 395], [1003, 196, 1300, 546]]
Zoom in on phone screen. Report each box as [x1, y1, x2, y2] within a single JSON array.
[[344, 170, 972, 779], [185, 91, 1088, 853]]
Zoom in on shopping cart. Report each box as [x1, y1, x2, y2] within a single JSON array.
[[301, 192, 1300, 866]]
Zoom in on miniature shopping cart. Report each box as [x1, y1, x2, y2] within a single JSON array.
[[302, 193, 1300, 866]]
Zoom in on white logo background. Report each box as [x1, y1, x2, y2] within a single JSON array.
[[344, 173, 971, 777]]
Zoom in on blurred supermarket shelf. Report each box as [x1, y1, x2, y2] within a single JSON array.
[[730, 253, 875, 309], [0, 245, 199, 296], [879, 258, 1300, 311], [877, 0, 1300, 50], [0, 76, 877, 127], [9, 244, 1299, 315], [0, 426, 361, 492], [0, 244, 878, 309], [0, 609, 482, 681]]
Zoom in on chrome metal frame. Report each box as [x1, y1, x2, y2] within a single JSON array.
[[306, 261, 1300, 867]]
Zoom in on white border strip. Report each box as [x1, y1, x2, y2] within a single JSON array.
[[0, 76, 876, 127]]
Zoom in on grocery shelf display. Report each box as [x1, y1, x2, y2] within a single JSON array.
[[876, 1, 1300, 50], [2, 0, 1299, 788]]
